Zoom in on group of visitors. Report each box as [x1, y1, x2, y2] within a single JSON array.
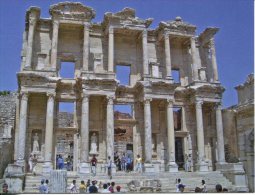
[[176, 178, 228, 193], [38, 179, 50, 193], [56, 154, 73, 171], [69, 179, 122, 193], [114, 152, 133, 172]]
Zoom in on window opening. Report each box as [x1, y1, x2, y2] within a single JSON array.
[[116, 65, 131, 85], [59, 61, 75, 78], [172, 69, 180, 83], [173, 107, 182, 131], [58, 102, 75, 127]]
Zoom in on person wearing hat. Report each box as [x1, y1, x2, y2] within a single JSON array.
[[116, 186, 121, 192], [89, 180, 98, 193]]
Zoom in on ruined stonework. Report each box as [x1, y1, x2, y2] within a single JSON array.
[[223, 74, 254, 192], [0, 92, 16, 178]]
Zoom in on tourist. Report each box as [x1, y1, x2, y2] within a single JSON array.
[[57, 155, 64, 169], [126, 156, 132, 172], [38, 179, 46, 193], [66, 155, 72, 171], [121, 153, 127, 171], [116, 185, 121, 192], [215, 184, 223, 192], [88, 180, 98, 193], [176, 178, 184, 192], [79, 180, 86, 193], [86, 179, 91, 192], [178, 184, 185, 193], [2, 181, 8, 193], [108, 182, 115, 193], [201, 180, 207, 192], [28, 154, 33, 172], [56, 155, 59, 169], [70, 180, 78, 193], [32, 154, 38, 173], [107, 156, 113, 179], [135, 155, 142, 173], [44, 179, 50, 193], [195, 187, 202, 193], [91, 154, 97, 176], [107, 182, 111, 190], [101, 183, 111, 193]]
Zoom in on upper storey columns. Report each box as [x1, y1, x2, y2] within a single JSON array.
[[210, 38, 219, 82], [164, 33, 172, 79], [83, 23, 90, 71], [51, 19, 59, 70], [190, 37, 199, 81], [108, 27, 114, 72], [142, 30, 149, 76]]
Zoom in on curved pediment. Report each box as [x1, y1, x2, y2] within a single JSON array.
[[49, 2, 95, 21]]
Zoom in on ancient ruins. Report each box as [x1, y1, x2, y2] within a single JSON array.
[[0, 2, 253, 193]]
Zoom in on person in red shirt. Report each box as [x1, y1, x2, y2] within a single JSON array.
[[91, 155, 97, 176]]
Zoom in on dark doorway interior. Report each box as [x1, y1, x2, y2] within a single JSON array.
[[175, 137, 184, 169]]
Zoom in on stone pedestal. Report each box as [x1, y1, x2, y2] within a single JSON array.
[[196, 161, 209, 172], [42, 162, 53, 174], [79, 162, 90, 174], [143, 163, 155, 173], [168, 162, 178, 172]]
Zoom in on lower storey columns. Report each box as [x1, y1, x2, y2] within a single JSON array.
[[167, 100, 178, 172], [43, 92, 55, 173], [195, 100, 209, 171]]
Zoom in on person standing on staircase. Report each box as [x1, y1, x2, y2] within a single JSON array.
[[91, 155, 98, 176], [107, 156, 113, 179], [135, 155, 142, 173]]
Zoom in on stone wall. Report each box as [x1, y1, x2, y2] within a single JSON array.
[[0, 92, 16, 178]]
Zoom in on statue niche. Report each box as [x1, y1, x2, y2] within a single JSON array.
[[89, 132, 98, 155]]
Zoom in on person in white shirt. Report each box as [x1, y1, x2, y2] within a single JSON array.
[[101, 183, 111, 193]]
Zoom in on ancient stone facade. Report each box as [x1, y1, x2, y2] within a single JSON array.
[[223, 74, 254, 192], [13, 2, 228, 175]]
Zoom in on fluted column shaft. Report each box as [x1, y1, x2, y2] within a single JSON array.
[[167, 100, 175, 162], [195, 100, 205, 162], [142, 30, 149, 75], [25, 18, 36, 69], [80, 95, 89, 162], [108, 27, 114, 72], [216, 103, 226, 163], [210, 38, 219, 81], [164, 33, 172, 78], [83, 23, 90, 71], [44, 93, 55, 162], [17, 92, 29, 164], [51, 20, 59, 69], [190, 37, 199, 81], [106, 96, 114, 158], [144, 99, 152, 163]]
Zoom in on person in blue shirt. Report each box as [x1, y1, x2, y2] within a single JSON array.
[[126, 156, 132, 172]]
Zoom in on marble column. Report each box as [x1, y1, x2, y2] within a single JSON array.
[[142, 30, 149, 75], [25, 17, 37, 69], [181, 105, 188, 131], [209, 38, 219, 82], [16, 92, 29, 166], [164, 33, 172, 78], [190, 37, 199, 81], [195, 100, 208, 171], [215, 103, 226, 163], [83, 23, 90, 71], [106, 96, 114, 159], [79, 94, 90, 173], [166, 100, 178, 172], [144, 98, 152, 163], [51, 20, 59, 70], [43, 92, 55, 173], [108, 27, 114, 72]]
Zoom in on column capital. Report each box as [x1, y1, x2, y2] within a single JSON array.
[[52, 19, 59, 26], [46, 92, 56, 98], [166, 99, 174, 107], [20, 91, 29, 100], [109, 26, 114, 34], [142, 29, 147, 37], [208, 38, 215, 48], [195, 100, 203, 108], [29, 17, 37, 26], [81, 94, 89, 103], [164, 32, 169, 39], [107, 95, 115, 105], [215, 102, 222, 110], [144, 98, 152, 104], [83, 22, 91, 29]]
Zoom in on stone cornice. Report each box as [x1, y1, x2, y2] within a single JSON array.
[[198, 27, 219, 46], [49, 2, 95, 22]]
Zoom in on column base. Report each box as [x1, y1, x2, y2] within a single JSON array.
[[143, 163, 155, 173], [79, 162, 90, 174], [42, 162, 53, 174], [168, 161, 179, 172], [16, 159, 25, 168], [196, 161, 209, 172]]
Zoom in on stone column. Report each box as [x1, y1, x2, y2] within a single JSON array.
[[209, 38, 219, 81], [195, 100, 208, 171], [190, 37, 199, 81], [108, 27, 114, 72], [164, 33, 172, 78], [142, 30, 149, 75], [215, 103, 226, 163], [51, 20, 59, 70], [83, 23, 90, 71], [43, 92, 55, 173], [144, 98, 152, 163], [106, 96, 114, 159], [167, 99, 178, 172], [181, 105, 188, 131], [79, 94, 90, 173], [16, 92, 29, 166], [24, 18, 37, 69]]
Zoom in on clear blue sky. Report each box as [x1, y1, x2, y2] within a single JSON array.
[[0, 0, 253, 109]]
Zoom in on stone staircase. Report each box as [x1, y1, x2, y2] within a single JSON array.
[[24, 171, 235, 193]]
